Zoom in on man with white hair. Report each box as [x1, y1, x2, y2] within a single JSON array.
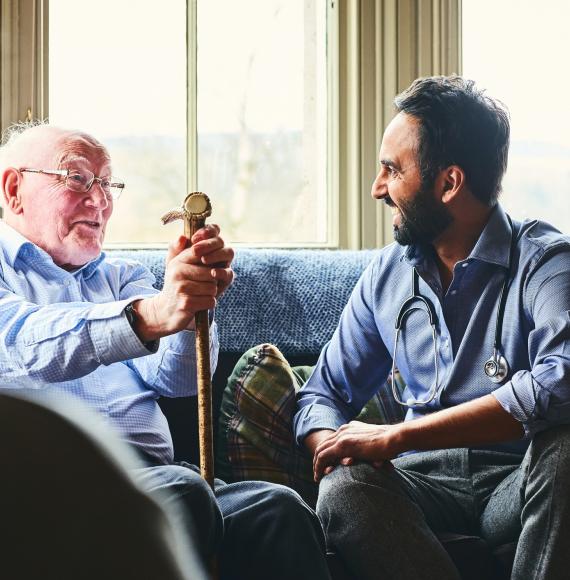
[[0, 123, 330, 580]]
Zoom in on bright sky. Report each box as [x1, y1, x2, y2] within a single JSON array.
[[197, 0, 305, 133], [50, 0, 570, 142], [49, 0, 186, 138], [462, 0, 570, 146], [49, 0, 305, 137]]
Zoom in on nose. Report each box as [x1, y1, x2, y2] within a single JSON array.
[[371, 167, 388, 200], [84, 181, 110, 210]]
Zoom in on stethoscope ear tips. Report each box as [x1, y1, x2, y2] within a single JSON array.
[[484, 354, 509, 384]]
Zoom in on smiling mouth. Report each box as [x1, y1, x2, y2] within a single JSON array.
[[74, 220, 101, 229]]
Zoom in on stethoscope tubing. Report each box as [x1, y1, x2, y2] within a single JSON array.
[[391, 215, 516, 407]]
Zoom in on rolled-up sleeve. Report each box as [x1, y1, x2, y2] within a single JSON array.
[[493, 249, 570, 437]]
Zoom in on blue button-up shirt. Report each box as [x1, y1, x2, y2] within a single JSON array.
[[0, 222, 219, 464], [295, 205, 570, 455]]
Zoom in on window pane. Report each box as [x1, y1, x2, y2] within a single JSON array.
[[197, 0, 330, 244], [462, 0, 570, 233], [49, 0, 187, 244]]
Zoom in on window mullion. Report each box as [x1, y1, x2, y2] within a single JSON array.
[[187, 0, 197, 193]]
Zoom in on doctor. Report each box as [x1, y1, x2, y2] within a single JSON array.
[[295, 76, 570, 580]]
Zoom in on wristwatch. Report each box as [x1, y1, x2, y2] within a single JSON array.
[[124, 302, 137, 328], [124, 302, 158, 351]]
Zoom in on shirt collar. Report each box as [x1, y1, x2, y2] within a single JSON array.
[[77, 253, 106, 279], [0, 221, 41, 266], [0, 220, 105, 276], [402, 204, 513, 270], [467, 204, 512, 269]]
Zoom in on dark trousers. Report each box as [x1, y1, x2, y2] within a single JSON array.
[[133, 461, 331, 580]]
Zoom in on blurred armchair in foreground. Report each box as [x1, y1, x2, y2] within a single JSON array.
[[0, 391, 206, 580]]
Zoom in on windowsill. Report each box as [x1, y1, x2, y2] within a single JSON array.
[[103, 241, 343, 251]]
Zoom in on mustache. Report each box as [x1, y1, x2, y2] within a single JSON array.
[[384, 196, 396, 208]]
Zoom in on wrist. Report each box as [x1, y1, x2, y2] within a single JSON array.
[[305, 429, 335, 456], [386, 422, 413, 456], [126, 298, 162, 344]]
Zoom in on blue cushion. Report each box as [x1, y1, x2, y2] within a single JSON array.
[[109, 248, 378, 356]]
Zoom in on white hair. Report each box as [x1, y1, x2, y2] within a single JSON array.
[[0, 120, 110, 172], [0, 119, 48, 147]]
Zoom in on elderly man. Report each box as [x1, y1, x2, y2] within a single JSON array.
[[292, 77, 570, 579], [0, 123, 330, 580]]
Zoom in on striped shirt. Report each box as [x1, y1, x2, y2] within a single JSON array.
[[0, 221, 218, 464]]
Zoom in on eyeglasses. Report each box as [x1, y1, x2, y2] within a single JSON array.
[[20, 168, 125, 200]]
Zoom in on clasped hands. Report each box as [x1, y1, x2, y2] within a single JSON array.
[[310, 421, 403, 482], [133, 224, 234, 342]]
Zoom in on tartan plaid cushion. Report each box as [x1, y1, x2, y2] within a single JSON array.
[[216, 343, 406, 506]]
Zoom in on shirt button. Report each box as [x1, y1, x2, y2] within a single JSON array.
[[450, 290, 457, 295], [461, 262, 469, 268]]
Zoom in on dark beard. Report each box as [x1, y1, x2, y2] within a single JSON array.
[[392, 182, 453, 246]]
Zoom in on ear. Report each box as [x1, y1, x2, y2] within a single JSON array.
[[2, 168, 24, 215], [437, 165, 465, 204]]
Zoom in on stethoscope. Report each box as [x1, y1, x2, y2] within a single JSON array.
[[391, 216, 515, 407]]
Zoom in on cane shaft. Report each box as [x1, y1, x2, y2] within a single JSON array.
[[186, 217, 215, 489], [195, 310, 214, 487]]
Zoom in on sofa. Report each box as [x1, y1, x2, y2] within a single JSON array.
[[111, 248, 515, 580]]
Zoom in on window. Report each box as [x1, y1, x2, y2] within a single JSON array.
[[198, 0, 330, 245], [3, 1, 461, 249], [49, 0, 332, 246], [462, 0, 570, 233]]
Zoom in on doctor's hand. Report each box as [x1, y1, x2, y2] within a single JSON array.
[[313, 421, 400, 482]]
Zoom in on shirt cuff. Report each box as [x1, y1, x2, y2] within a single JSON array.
[[293, 403, 346, 446], [89, 298, 154, 365], [492, 373, 536, 438]]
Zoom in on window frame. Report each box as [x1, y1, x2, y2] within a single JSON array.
[[1, 0, 461, 250]]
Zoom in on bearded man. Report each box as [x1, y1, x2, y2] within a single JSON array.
[[293, 76, 570, 580]]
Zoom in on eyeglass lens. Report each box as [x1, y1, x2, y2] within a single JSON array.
[[66, 170, 123, 199]]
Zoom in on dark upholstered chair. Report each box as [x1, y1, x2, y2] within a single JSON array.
[[0, 391, 205, 580]]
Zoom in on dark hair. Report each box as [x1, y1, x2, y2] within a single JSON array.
[[394, 76, 510, 206]]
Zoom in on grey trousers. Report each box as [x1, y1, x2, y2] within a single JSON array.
[[317, 425, 570, 580]]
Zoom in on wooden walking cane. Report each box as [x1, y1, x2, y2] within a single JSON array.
[[162, 192, 215, 489]]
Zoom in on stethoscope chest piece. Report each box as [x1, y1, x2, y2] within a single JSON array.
[[484, 352, 509, 383]]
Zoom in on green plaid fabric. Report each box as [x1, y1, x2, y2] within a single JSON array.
[[216, 343, 406, 506]]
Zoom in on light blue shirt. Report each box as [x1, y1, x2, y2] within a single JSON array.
[[295, 205, 570, 455], [0, 221, 219, 464]]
